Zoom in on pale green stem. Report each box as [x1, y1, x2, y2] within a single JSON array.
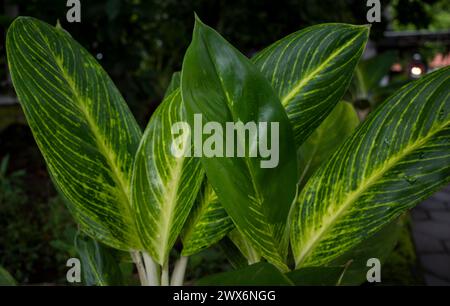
[[142, 252, 160, 286], [161, 260, 170, 286], [170, 256, 189, 286], [131, 251, 148, 286]]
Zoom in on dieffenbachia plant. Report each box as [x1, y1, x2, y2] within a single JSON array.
[[6, 16, 450, 286]]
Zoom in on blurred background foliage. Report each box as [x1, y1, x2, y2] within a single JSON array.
[[0, 0, 448, 284]]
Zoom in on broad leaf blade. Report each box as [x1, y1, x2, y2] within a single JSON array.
[[253, 23, 369, 146], [181, 17, 297, 271], [182, 179, 234, 256], [298, 101, 360, 186], [291, 67, 450, 268], [131, 89, 204, 265], [7, 17, 141, 250], [196, 262, 293, 286]]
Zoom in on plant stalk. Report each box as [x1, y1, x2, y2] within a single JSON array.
[[142, 252, 160, 286], [131, 251, 148, 286], [161, 260, 170, 286], [170, 256, 189, 286]]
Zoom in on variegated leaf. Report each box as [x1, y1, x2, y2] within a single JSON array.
[[253, 23, 369, 146], [7, 17, 141, 250], [182, 179, 234, 256], [228, 229, 261, 265], [291, 67, 450, 268], [131, 89, 204, 265]]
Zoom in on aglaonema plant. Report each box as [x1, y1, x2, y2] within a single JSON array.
[[6, 15, 450, 286]]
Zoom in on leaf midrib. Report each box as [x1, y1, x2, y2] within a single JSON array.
[[280, 28, 366, 107], [295, 118, 450, 267], [158, 139, 186, 264], [198, 30, 287, 266], [34, 23, 135, 232]]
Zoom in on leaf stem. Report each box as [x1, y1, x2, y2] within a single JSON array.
[[142, 252, 160, 286], [161, 260, 170, 286], [131, 251, 148, 286], [170, 256, 189, 286]]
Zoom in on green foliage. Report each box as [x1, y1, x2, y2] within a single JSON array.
[[348, 51, 410, 110], [181, 17, 298, 271], [131, 88, 203, 265], [75, 233, 133, 286], [7, 16, 143, 251], [6, 15, 449, 286]]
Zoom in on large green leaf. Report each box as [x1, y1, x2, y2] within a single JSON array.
[[196, 262, 293, 286], [253, 23, 369, 146], [181, 24, 368, 257], [131, 89, 204, 265], [7, 17, 141, 250], [182, 179, 234, 256], [291, 67, 450, 268], [75, 233, 124, 286], [298, 101, 360, 186], [181, 17, 297, 271]]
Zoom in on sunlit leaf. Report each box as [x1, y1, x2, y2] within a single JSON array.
[[7, 17, 142, 250], [253, 23, 369, 146], [131, 89, 204, 265], [291, 67, 450, 268]]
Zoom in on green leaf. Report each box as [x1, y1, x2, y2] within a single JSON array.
[[298, 101, 360, 186], [163, 71, 181, 99], [218, 236, 249, 269], [182, 179, 234, 256], [7, 17, 142, 250], [228, 228, 261, 265], [181, 24, 368, 257], [331, 217, 404, 285], [253, 23, 369, 146], [131, 89, 204, 265], [0, 266, 16, 286], [75, 233, 124, 286], [196, 262, 293, 286], [181, 17, 297, 271], [291, 67, 450, 268], [286, 266, 346, 286]]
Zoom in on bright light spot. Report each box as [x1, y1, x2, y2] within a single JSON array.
[[411, 66, 422, 76], [96, 53, 103, 60]]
